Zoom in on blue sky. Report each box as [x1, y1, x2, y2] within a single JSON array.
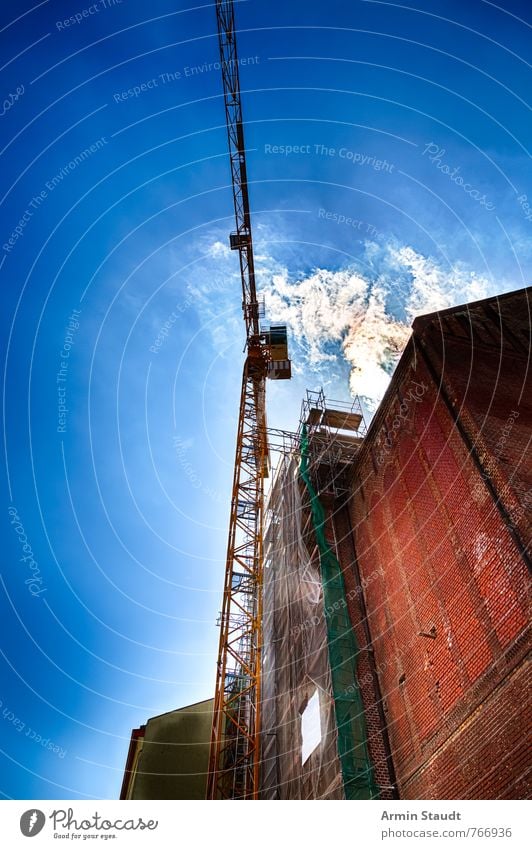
[[0, 0, 530, 799]]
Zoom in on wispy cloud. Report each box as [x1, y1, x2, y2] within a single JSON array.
[[259, 241, 502, 408], [187, 234, 510, 409], [394, 245, 491, 322]]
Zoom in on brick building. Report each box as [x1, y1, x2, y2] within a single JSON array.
[[262, 287, 530, 799]]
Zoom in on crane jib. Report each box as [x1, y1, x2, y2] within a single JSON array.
[[207, 0, 291, 800]]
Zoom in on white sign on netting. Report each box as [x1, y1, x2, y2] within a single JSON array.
[[301, 689, 322, 764]]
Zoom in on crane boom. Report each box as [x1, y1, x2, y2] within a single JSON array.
[[215, 0, 260, 341], [207, 0, 282, 800]]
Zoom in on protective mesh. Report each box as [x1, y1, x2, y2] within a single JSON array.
[[261, 454, 344, 799], [299, 426, 379, 800]]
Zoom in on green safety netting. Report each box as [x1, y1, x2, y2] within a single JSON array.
[[299, 426, 379, 800]]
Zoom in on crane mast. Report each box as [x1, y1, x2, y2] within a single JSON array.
[[207, 0, 290, 799]]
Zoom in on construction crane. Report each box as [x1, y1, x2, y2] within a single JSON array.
[[207, 0, 291, 800]]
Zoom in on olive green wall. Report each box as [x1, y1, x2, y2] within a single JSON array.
[[130, 698, 213, 800]]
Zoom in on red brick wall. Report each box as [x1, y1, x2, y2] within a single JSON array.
[[423, 318, 532, 563], [342, 326, 530, 799], [404, 660, 530, 799]]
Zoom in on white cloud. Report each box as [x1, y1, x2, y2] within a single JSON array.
[[393, 245, 489, 321], [186, 231, 501, 409], [343, 289, 410, 403], [260, 242, 494, 408], [264, 267, 368, 363], [207, 240, 231, 258]]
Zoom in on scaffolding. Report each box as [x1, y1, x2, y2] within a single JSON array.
[[299, 424, 378, 799], [262, 452, 344, 798], [261, 391, 378, 798], [298, 389, 367, 497]]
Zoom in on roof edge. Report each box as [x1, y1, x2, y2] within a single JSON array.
[[412, 285, 531, 334]]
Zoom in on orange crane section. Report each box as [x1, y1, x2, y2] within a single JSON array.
[[207, 0, 291, 799]]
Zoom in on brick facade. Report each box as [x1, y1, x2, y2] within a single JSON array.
[[334, 288, 531, 799]]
